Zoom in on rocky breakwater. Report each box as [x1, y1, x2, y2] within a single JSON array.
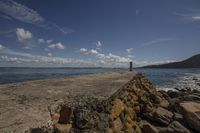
[[33, 73, 200, 133]]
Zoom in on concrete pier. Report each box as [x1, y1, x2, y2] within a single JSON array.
[[0, 72, 136, 132]]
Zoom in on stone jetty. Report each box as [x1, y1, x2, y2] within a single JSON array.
[[0, 72, 200, 133]]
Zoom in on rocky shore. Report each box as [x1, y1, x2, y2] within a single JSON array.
[[0, 72, 200, 133]]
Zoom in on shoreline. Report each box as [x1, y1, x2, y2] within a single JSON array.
[[0, 72, 200, 133]]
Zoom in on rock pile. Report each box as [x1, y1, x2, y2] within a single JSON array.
[[31, 73, 200, 133]]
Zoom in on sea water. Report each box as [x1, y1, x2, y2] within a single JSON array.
[[0, 67, 200, 90]]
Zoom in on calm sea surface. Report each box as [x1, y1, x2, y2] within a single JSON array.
[[0, 67, 200, 90]]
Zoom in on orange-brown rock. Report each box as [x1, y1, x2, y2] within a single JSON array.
[[111, 99, 124, 119], [54, 123, 72, 133]]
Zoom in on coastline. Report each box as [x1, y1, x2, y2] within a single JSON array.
[[0, 71, 200, 133]]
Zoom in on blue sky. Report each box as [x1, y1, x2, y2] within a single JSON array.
[[0, 0, 200, 67]]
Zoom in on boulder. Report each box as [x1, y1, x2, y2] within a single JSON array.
[[159, 100, 169, 109], [58, 106, 73, 124], [140, 121, 159, 133], [111, 99, 124, 119], [167, 90, 180, 98], [54, 124, 72, 133], [112, 117, 123, 131], [146, 107, 173, 125], [183, 94, 200, 101], [173, 113, 183, 123], [159, 121, 191, 133], [179, 102, 200, 132]]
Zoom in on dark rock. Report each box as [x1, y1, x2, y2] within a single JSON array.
[[182, 94, 200, 101], [140, 121, 159, 133], [173, 113, 184, 123], [58, 106, 73, 124], [179, 102, 200, 132], [167, 90, 180, 98], [159, 121, 191, 133], [146, 107, 173, 126]]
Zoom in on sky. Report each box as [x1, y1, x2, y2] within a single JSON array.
[[0, 0, 200, 67]]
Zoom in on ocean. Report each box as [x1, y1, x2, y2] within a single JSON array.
[[0, 67, 200, 90]]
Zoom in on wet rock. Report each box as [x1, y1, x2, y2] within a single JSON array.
[[140, 121, 159, 133], [179, 102, 200, 132], [146, 107, 173, 126], [167, 90, 180, 98], [54, 123, 72, 133], [111, 99, 124, 119]]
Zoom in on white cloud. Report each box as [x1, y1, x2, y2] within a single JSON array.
[[141, 38, 175, 47], [16, 28, 32, 43], [127, 55, 134, 58], [192, 16, 200, 21], [38, 38, 45, 44], [126, 48, 133, 54], [96, 41, 102, 47], [0, 0, 74, 35], [80, 48, 87, 52], [175, 9, 200, 22], [46, 39, 53, 44], [0, 46, 95, 67], [48, 53, 52, 57], [48, 42, 65, 50], [80, 48, 132, 67], [53, 23, 75, 35], [0, 0, 44, 25]]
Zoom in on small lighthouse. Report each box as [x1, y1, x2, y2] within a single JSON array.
[[129, 62, 133, 71]]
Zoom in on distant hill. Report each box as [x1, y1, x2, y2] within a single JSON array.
[[143, 54, 200, 68]]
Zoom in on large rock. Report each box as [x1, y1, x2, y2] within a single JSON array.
[[54, 124, 72, 133], [159, 121, 191, 133], [179, 102, 200, 132], [140, 121, 159, 133], [111, 99, 124, 119], [146, 107, 173, 125], [58, 106, 73, 124]]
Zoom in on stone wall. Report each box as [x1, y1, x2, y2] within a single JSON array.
[[31, 73, 200, 133]]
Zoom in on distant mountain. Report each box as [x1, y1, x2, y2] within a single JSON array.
[[143, 54, 200, 68]]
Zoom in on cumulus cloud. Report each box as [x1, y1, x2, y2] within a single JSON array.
[[47, 53, 52, 57], [16, 28, 32, 43], [0, 46, 95, 67], [126, 48, 133, 54], [38, 38, 45, 44], [48, 42, 65, 50], [80, 48, 87, 52], [80, 48, 132, 67], [96, 41, 102, 47], [46, 39, 53, 44]]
